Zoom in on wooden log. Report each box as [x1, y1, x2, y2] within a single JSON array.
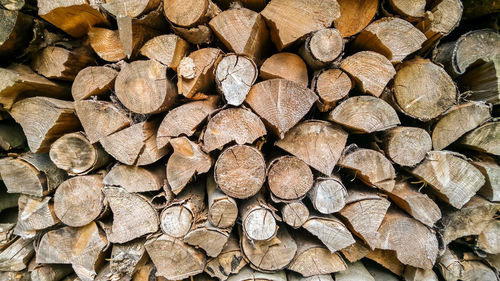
[[10, 97, 80, 153], [103, 187, 159, 243], [74, 99, 132, 144], [0, 238, 34, 271], [267, 156, 313, 202], [459, 260, 499, 281], [149, 190, 172, 210], [130, 262, 156, 281], [115, 60, 177, 114], [0, 122, 25, 151], [280, 201, 309, 229], [103, 164, 165, 193], [203, 108, 266, 152], [0, 9, 32, 56], [157, 96, 219, 148], [246, 79, 318, 138], [109, 239, 147, 280], [334, 261, 375, 281], [71, 66, 117, 101], [0, 153, 66, 197], [459, 54, 500, 104], [386, 0, 426, 21], [229, 267, 287, 281], [140, 34, 189, 71], [409, 151, 485, 209], [333, 0, 378, 37], [0, 185, 18, 213], [204, 233, 247, 280], [353, 17, 426, 63], [260, 53, 308, 87], [260, 0, 340, 51], [88, 27, 126, 62], [0, 222, 16, 251], [382, 126, 432, 166], [36, 222, 107, 281], [298, 28, 343, 70], [206, 172, 238, 229], [0, 270, 31, 281], [460, 121, 500, 156], [311, 68, 352, 112], [209, 7, 270, 63], [302, 214, 355, 253], [432, 102, 491, 150], [365, 249, 404, 277], [392, 58, 457, 121], [288, 272, 333, 281], [240, 192, 278, 241], [178, 48, 223, 99], [184, 220, 230, 257], [339, 239, 370, 263], [472, 154, 500, 202], [307, 176, 347, 215], [163, 0, 217, 27], [171, 23, 213, 45], [13, 195, 59, 239], [30, 264, 73, 281], [329, 96, 399, 134], [145, 234, 206, 280], [403, 267, 439, 281], [340, 51, 395, 97], [477, 220, 500, 254], [215, 54, 257, 106]]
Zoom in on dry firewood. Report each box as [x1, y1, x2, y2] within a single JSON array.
[[382, 126, 432, 166], [209, 7, 270, 63], [276, 120, 348, 176], [204, 233, 247, 280], [54, 175, 104, 227], [460, 260, 499, 281], [109, 239, 147, 280], [365, 249, 404, 276], [30, 264, 73, 281], [340, 51, 396, 97], [103, 163, 165, 193], [49, 132, 110, 175], [0, 122, 24, 151], [288, 231, 347, 276], [171, 24, 213, 45], [0, 153, 66, 197], [403, 267, 439, 281], [10, 97, 80, 153], [334, 261, 375, 281], [288, 272, 333, 281], [0, 238, 34, 271], [365, 261, 402, 280], [460, 121, 500, 156], [100, 120, 168, 166], [163, 0, 218, 28], [240, 224, 297, 272], [145, 234, 206, 280], [13, 195, 59, 239], [240, 191, 278, 241], [260, 53, 308, 87], [298, 28, 343, 70], [302, 214, 355, 253], [206, 172, 237, 229], [0, 270, 30, 281], [74, 99, 132, 144], [0, 222, 16, 251], [215, 54, 257, 106], [472, 154, 500, 202], [307, 176, 347, 215], [281, 201, 309, 229], [0, 185, 18, 213], [88, 27, 126, 62], [386, 0, 426, 21], [184, 220, 230, 257], [246, 79, 318, 138], [157, 96, 219, 148], [459, 54, 500, 104], [178, 48, 223, 99], [103, 187, 159, 243], [229, 267, 287, 281], [115, 60, 176, 114], [311, 68, 352, 112], [140, 34, 189, 71], [409, 151, 485, 209], [260, 0, 340, 51], [333, 0, 378, 37], [353, 17, 426, 63], [160, 181, 205, 238], [149, 190, 172, 210], [339, 239, 370, 263], [338, 188, 391, 249], [432, 102, 491, 150], [477, 220, 500, 254], [129, 262, 156, 281], [203, 108, 266, 152], [267, 156, 313, 202], [338, 148, 396, 192], [0, 9, 32, 56], [0, 0, 25, 10], [393, 58, 457, 121], [71, 66, 117, 101], [36, 222, 107, 281], [0, 65, 70, 110], [167, 137, 211, 195]]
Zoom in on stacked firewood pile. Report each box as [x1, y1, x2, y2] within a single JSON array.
[[0, 0, 499, 280]]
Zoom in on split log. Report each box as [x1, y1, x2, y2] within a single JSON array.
[[459, 260, 499, 281], [0, 186, 18, 213], [13, 195, 59, 239], [0, 270, 30, 281], [246, 79, 318, 138], [392, 58, 457, 121], [209, 7, 270, 63], [288, 272, 333, 281], [335, 261, 375, 281], [140, 34, 189, 71], [302, 214, 355, 253], [338, 148, 396, 192], [10, 97, 80, 153], [156, 96, 219, 148], [281, 201, 309, 229], [167, 137, 211, 195], [460, 121, 500, 156], [0, 153, 66, 197], [215, 54, 257, 106], [409, 151, 485, 209], [298, 28, 343, 69], [184, 220, 230, 257], [0, 238, 34, 271], [267, 156, 313, 202], [353, 17, 426, 63], [74, 99, 132, 144], [0, 9, 32, 56], [178, 48, 223, 99], [30, 264, 73, 281], [340, 51, 396, 97], [240, 192, 278, 241], [311, 68, 352, 112], [171, 24, 213, 45], [386, 0, 426, 21], [0, 122, 25, 151], [54, 175, 104, 227], [103, 164, 165, 192], [333, 0, 378, 37], [204, 234, 247, 280], [382, 126, 432, 166], [472, 154, 500, 202], [36, 222, 107, 281], [149, 191, 172, 210], [260, 53, 308, 87], [339, 239, 370, 263], [71, 66, 118, 101], [131, 262, 156, 281], [206, 172, 238, 229], [163, 0, 218, 27], [229, 267, 287, 281], [115, 60, 177, 114], [365, 249, 404, 276], [31, 45, 96, 80], [109, 239, 147, 280], [477, 220, 500, 254], [307, 176, 347, 214], [203, 108, 266, 152], [403, 267, 439, 281], [459, 54, 500, 104], [432, 102, 491, 150], [145, 234, 206, 280], [260, 0, 340, 50], [328, 96, 400, 134], [103, 187, 159, 243], [0, 222, 16, 251], [88, 27, 126, 62]]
